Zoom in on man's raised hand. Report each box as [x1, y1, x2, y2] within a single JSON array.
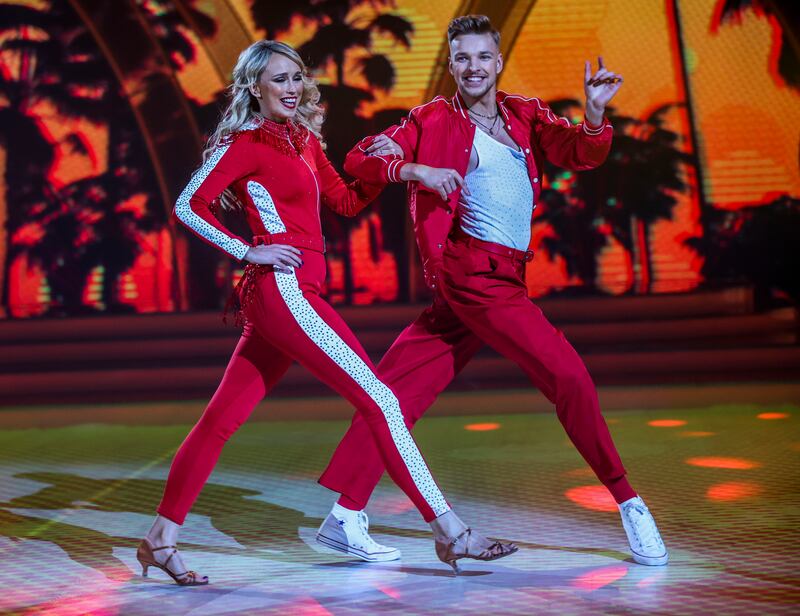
[[583, 56, 623, 123]]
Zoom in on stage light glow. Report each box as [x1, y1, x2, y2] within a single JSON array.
[[686, 457, 760, 469], [648, 419, 687, 427], [25, 586, 129, 616], [377, 585, 401, 600], [465, 423, 501, 431], [369, 493, 415, 515], [636, 569, 667, 588], [285, 597, 334, 615], [706, 481, 763, 501], [680, 431, 715, 437], [757, 412, 790, 420], [572, 565, 628, 591], [565, 485, 618, 512]]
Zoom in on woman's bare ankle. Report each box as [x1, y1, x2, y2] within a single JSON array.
[[146, 514, 180, 546], [430, 510, 467, 541]]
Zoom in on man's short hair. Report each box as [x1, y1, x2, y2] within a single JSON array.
[[447, 14, 500, 47]]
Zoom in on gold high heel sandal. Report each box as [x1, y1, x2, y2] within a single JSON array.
[[435, 527, 518, 575], [137, 538, 209, 586]]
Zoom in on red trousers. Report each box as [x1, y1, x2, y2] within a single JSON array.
[[158, 251, 450, 524], [319, 234, 635, 508]]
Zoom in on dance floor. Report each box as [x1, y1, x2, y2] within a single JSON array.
[[0, 398, 797, 615]]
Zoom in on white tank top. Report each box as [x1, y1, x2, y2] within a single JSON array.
[[457, 127, 534, 250]]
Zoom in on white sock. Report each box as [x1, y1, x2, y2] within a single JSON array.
[[332, 502, 361, 520]]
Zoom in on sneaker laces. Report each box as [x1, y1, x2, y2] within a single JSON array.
[[624, 503, 663, 550], [355, 511, 385, 551]]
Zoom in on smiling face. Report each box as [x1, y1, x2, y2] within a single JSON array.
[[448, 33, 503, 102], [251, 52, 304, 122]]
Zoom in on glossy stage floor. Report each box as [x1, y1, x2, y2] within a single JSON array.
[[0, 396, 798, 615]]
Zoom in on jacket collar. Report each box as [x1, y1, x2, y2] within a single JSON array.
[[452, 89, 509, 122]]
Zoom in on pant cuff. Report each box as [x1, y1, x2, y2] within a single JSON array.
[[156, 506, 186, 526], [604, 475, 637, 504]]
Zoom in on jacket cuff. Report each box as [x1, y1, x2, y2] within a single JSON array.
[[385, 158, 409, 183], [582, 115, 610, 135]]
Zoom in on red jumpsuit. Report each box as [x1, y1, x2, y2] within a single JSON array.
[[159, 117, 450, 524], [319, 91, 636, 508]]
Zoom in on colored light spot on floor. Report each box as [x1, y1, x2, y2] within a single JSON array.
[[680, 431, 715, 437], [757, 412, 790, 420], [707, 481, 763, 501], [565, 485, 617, 512], [286, 597, 334, 615], [370, 493, 415, 515], [648, 419, 687, 427], [29, 588, 131, 616], [572, 565, 628, 591], [636, 570, 667, 588], [686, 457, 760, 470], [377, 585, 401, 600], [465, 422, 500, 431]]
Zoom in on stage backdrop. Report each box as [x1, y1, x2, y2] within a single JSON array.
[[0, 0, 797, 317]]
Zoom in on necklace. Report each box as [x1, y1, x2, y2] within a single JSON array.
[[466, 103, 498, 119], [470, 113, 499, 135]]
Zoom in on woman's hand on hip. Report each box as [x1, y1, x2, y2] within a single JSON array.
[[243, 244, 303, 271]]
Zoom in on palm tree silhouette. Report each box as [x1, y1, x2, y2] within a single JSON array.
[[0, 2, 110, 315], [711, 0, 799, 90], [251, 0, 414, 303], [534, 186, 608, 295], [685, 195, 799, 304], [535, 100, 692, 294], [0, 0, 216, 316], [590, 103, 693, 294], [22, 166, 160, 316]]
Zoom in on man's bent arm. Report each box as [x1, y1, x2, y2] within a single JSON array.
[[344, 112, 421, 184], [531, 98, 613, 171]]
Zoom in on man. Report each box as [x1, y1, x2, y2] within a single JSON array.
[[315, 14, 668, 567]]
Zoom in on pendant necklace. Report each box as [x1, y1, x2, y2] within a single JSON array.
[[469, 112, 499, 135]]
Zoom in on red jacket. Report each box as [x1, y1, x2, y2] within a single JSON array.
[[174, 117, 380, 259], [345, 90, 613, 290]]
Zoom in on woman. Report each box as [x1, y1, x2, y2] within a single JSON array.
[[136, 40, 517, 585]]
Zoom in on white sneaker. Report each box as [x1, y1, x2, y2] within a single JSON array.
[[316, 506, 401, 562], [618, 496, 669, 566]]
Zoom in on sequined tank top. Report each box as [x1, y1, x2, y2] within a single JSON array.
[[457, 127, 535, 250]]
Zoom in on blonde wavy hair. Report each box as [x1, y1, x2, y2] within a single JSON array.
[[202, 40, 324, 208]]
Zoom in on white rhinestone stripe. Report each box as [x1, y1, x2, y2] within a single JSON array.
[[175, 145, 250, 260], [273, 270, 450, 518], [247, 181, 287, 234]]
